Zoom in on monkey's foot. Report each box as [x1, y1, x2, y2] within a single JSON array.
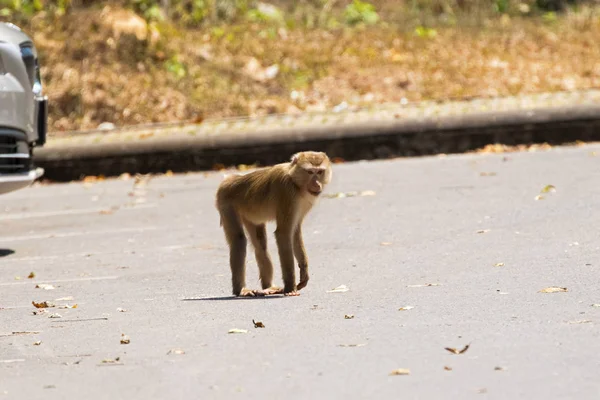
[[237, 288, 257, 297], [255, 286, 283, 296], [284, 290, 300, 297]]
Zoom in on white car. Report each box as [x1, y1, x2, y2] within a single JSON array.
[[0, 22, 47, 195]]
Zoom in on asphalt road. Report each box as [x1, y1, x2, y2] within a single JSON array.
[[2, 144, 600, 399]]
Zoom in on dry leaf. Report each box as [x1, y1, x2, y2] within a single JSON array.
[[164, 170, 174, 177], [476, 229, 490, 234], [252, 320, 265, 328], [398, 306, 414, 311], [494, 262, 505, 267], [389, 368, 411, 376], [444, 366, 453, 371], [445, 343, 470, 354], [32, 301, 55, 309], [539, 287, 568, 293], [344, 314, 355, 319], [167, 348, 185, 355], [27, 272, 35, 279], [327, 285, 349, 293], [33, 341, 42, 346], [591, 304, 600, 308], [57, 304, 77, 309], [14, 276, 21, 280], [411, 283, 439, 287], [101, 357, 121, 364], [117, 308, 127, 312], [228, 329, 248, 334], [35, 284, 55, 290], [494, 366, 507, 371], [48, 313, 62, 319], [541, 184, 556, 193], [120, 334, 131, 344], [535, 195, 545, 201]]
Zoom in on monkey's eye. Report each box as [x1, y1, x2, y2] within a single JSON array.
[[307, 170, 314, 175], [317, 170, 323, 175]]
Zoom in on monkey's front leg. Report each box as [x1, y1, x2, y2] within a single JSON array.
[[275, 226, 300, 296], [293, 225, 309, 290]]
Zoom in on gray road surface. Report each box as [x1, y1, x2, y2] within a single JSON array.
[[2, 144, 600, 399]]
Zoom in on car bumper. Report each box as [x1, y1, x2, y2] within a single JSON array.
[[0, 167, 44, 195]]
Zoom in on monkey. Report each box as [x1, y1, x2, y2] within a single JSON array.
[[215, 151, 332, 297]]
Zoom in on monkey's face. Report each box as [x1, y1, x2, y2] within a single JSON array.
[[290, 152, 332, 196]]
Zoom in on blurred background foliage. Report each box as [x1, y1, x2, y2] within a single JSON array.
[[1, 0, 599, 133]]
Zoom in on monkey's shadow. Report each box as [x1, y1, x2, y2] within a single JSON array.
[[182, 295, 286, 301]]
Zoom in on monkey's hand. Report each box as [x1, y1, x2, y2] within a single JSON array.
[[255, 286, 283, 296], [297, 268, 309, 290], [237, 288, 259, 297]]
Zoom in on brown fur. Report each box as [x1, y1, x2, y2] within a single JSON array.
[[215, 151, 332, 296]]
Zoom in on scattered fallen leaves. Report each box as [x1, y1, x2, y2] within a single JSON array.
[[48, 313, 62, 319], [56, 304, 77, 309], [236, 164, 258, 171], [540, 184, 556, 193], [444, 366, 453, 371], [32, 301, 55, 309], [228, 329, 248, 334], [120, 334, 131, 344], [116, 307, 127, 312], [407, 283, 441, 288], [539, 287, 568, 293], [252, 320, 265, 328], [494, 262, 505, 267], [398, 306, 414, 311], [338, 343, 367, 347], [27, 272, 35, 279], [167, 348, 185, 355], [33, 341, 42, 346], [389, 368, 411, 376], [327, 284, 349, 293], [35, 284, 55, 290], [344, 314, 355, 319], [445, 343, 470, 354]]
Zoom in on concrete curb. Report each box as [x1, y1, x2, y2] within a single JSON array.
[[35, 90, 600, 181]]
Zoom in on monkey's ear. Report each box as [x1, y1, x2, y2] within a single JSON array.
[[290, 153, 300, 165]]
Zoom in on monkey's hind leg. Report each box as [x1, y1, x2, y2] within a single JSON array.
[[219, 205, 253, 297], [243, 220, 282, 296]]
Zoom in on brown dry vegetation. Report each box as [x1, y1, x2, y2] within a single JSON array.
[[4, 1, 600, 135]]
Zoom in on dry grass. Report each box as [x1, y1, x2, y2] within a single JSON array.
[[17, 3, 600, 134]]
